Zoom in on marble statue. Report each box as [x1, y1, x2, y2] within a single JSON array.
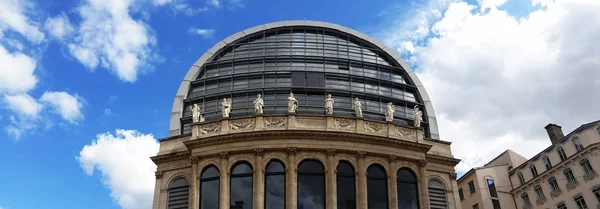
[[253, 94, 264, 114], [324, 94, 334, 115], [353, 97, 362, 118], [385, 102, 395, 122], [288, 92, 298, 113], [414, 105, 423, 128], [190, 103, 204, 123], [221, 98, 232, 118]]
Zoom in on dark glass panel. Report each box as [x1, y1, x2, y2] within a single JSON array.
[[298, 160, 325, 173], [298, 160, 325, 209], [232, 163, 253, 175], [201, 166, 220, 209], [230, 163, 253, 209], [367, 164, 388, 209], [202, 167, 220, 179], [397, 169, 417, 209], [337, 162, 356, 209], [265, 161, 285, 209]]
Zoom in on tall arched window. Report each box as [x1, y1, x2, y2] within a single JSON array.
[[337, 161, 356, 209], [297, 160, 325, 209], [168, 177, 190, 209], [265, 160, 286, 209], [428, 179, 448, 209], [367, 164, 388, 209], [397, 168, 418, 209], [200, 166, 220, 209], [230, 162, 253, 209]]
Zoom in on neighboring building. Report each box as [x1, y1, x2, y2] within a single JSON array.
[[150, 20, 462, 209], [458, 150, 527, 209], [458, 120, 600, 209]]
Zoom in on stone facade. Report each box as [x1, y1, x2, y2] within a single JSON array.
[[151, 115, 461, 209]]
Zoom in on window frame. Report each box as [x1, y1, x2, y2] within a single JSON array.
[[487, 178, 498, 198], [573, 195, 588, 209], [543, 156, 553, 170], [264, 160, 286, 209], [468, 180, 476, 194], [557, 147, 568, 161], [572, 137, 584, 151], [459, 188, 464, 200], [518, 172, 526, 185], [530, 164, 539, 177], [579, 159, 595, 175], [521, 193, 532, 207]]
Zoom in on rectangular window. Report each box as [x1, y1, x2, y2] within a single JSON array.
[[573, 137, 584, 151], [593, 187, 600, 203], [534, 186, 545, 200], [492, 199, 501, 209], [468, 181, 476, 193], [544, 157, 553, 170], [522, 194, 532, 207], [518, 173, 526, 185], [549, 178, 560, 192], [473, 203, 479, 209], [565, 169, 576, 183], [558, 148, 568, 161], [488, 179, 498, 198], [574, 196, 588, 209], [557, 203, 567, 209], [530, 165, 539, 177], [459, 188, 464, 200], [580, 160, 595, 175]]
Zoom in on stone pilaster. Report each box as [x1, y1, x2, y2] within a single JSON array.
[[326, 148, 337, 209], [357, 151, 368, 209], [190, 156, 200, 209], [418, 159, 430, 209], [388, 155, 398, 209], [254, 149, 265, 209], [220, 152, 229, 209], [287, 147, 297, 209], [152, 171, 163, 209]]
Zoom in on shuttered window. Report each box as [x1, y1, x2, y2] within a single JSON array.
[[168, 177, 190, 209], [428, 179, 448, 209]]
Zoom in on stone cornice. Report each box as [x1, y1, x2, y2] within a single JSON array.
[[150, 151, 190, 165], [158, 133, 192, 142], [424, 138, 452, 145], [426, 154, 461, 166], [183, 130, 432, 153]]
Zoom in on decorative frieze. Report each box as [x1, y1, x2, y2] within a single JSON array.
[[296, 118, 326, 128], [264, 117, 286, 128], [230, 118, 255, 130], [333, 118, 355, 130], [364, 121, 385, 135], [395, 126, 416, 139], [199, 122, 220, 135]]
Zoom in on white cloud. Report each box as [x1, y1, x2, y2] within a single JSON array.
[[104, 108, 113, 116], [77, 129, 159, 209], [0, 0, 45, 43], [0, 44, 37, 94], [4, 114, 37, 140], [44, 13, 74, 39], [209, 0, 220, 8], [381, 0, 600, 173], [168, 0, 209, 16], [477, 0, 507, 11], [40, 91, 84, 123], [188, 27, 215, 38], [3, 93, 41, 117], [65, 0, 160, 82]]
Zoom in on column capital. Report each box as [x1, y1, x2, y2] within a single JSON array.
[[388, 155, 398, 163], [254, 148, 264, 156], [287, 147, 297, 156], [418, 159, 427, 167], [190, 156, 200, 164], [357, 151, 366, 159], [450, 172, 457, 179], [326, 148, 336, 156], [155, 171, 164, 179], [220, 152, 229, 159]]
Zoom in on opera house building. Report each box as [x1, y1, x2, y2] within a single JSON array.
[[150, 21, 462, 209]]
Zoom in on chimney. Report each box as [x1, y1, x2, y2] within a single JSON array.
[[545, 124, 564, 144]]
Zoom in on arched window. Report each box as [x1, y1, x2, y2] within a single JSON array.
[[168, 177, 190, 209], [265, 160, 285, 209], [297, 160, 325, 209], [337, 161, 356, 209], [367, 164, 388, 209], [200, 166, 220, 209], [428, 179, 448, 209], [230, 162, 253, 209], [572, 137, 584, 151], [397, 168, 418, 209]]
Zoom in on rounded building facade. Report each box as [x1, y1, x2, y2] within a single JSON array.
[[153, 21, 460, 209]]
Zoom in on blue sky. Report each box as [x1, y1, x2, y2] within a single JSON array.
[[1, 0, 599, 209]]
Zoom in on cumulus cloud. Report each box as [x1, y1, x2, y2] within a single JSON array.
[[77, 129, 159, 209], [64, 0, 161, 83], [0, 45, 37, 94], [209, 0, 220, 8], [0, 0, 45, 43], [44, 13, 74, 39], [40, 91, 85, 123], [3, 93, 41, 117], [168, 0, 209, 16], [381, 0, 600, 173], [188, 27, 215, 38]]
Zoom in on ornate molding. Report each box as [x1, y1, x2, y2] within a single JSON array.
[[388, 155, 398, 163], [150, 151, 190, 164], [333, 118, 355, 130], [426, 154, 462, 166], [296, 118, 326, 128], [395, 126, 416, 139], [230, 118, 255, 130], [287, 147, 297, 156], [364, 121, 385, 134], [254, 148, 264, 156], [326, 148, 336, 156], [220, 152, 229, 159], [199, 122, 220, 135], [155, 171, 164, 179], [265, 117, 286, 128], [450, 172, 457, 179], [190, 156, 200, 164], [418, 159, 427, 167], [357, 151, 366, 159]]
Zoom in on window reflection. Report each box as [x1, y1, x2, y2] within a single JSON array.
[[337, 161, 356, 209], [265, 160, 286, 209], [367, 164, 388, 209], [230, 162, 253, 209], [298, 160, 325, 209], [201, 166, 220, 209], [396, 168, 418, 209]]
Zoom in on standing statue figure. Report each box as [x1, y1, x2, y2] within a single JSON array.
[[385, 102, 395, 122], [253, 94, 264, 114], [190, 103, 204, 123], [413, 105, 423, 128], [288, 92, 298, 114], [221, 98, 232, 118], [324, 94, 334, 115], [353, 97, 363, 118]]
